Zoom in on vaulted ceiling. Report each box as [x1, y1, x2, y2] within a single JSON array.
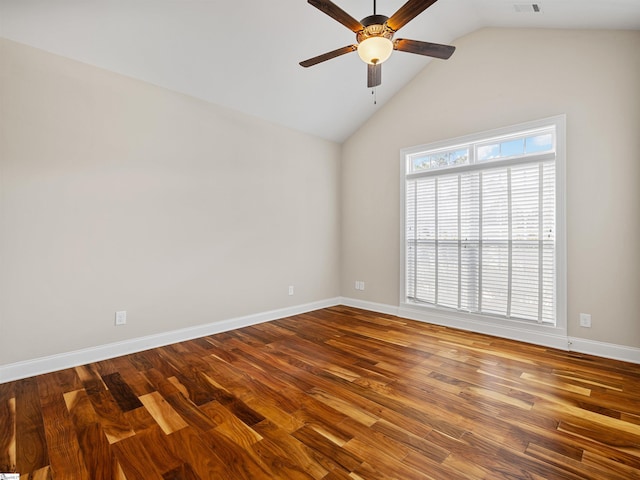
[[2, 0, 639, 142]]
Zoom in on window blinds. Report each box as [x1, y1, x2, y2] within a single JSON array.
[[406, 160, 556, 324]]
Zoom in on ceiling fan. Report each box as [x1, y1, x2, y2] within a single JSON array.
[[300, 0, 455, 88]]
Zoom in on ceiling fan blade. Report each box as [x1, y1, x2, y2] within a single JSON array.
[[299, 45, 358, 68], [387, 0, 439, 31], [394, 38, 455, 59], [308, 0, 364, 32], [367, 63, 381, 88]]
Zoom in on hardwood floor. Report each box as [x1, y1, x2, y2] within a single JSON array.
[[2, 306, 640, 479]]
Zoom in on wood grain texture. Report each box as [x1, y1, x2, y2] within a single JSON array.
[[101, 373, 144, 412], [14, 378, 48, 473], [138, 392, 188, 435], [0, 384, 16, 472], [2, 305, 639, 479], [38, 391, 90, 480]]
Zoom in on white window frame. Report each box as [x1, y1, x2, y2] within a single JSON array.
[[399, 115, 567, 343]]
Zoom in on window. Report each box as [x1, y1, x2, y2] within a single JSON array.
[[401, 117, 565, 328]]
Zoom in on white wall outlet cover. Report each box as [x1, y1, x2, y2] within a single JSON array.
[[579, 313, 591, 327], [288, 286, 294, 295], [115, 310, 127, 325]]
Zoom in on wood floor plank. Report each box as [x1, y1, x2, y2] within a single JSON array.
[[209, 345, 309, 413], [162, 462, 201, 480], [0, 394, 16, 473], [164, 391, 218, 432], [525, 441, 630, 480], [307, 387, 379, 426], [204, 401, 263, 448], [123, 403, 158, 435], [137, 426, 185, 476], [292, 424, 363, 472], [24, 465, 53, 480], [0, 381, 17, 472], [87, 390, 136, 443], [14, 378, 48, 474], [74, 365, 107, 395], [36, 370, 82, 404], [63, 389, 115, 479], [343, 435, 434, 480], [39, 393, 90, 480], [253, 420, 329, 479], [139, 391, 189, 435], [197, 427, 274, 479], [165, 427, 228, 478], [112, 432, 165, 480], [4, 306, 640, 479], [581, 449, 640, 479], [101, 372, 144, 412], [250, 437, 319, 479], [369, 418, 450, 463]]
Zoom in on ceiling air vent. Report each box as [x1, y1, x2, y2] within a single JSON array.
[[514, 4, 542, 13]]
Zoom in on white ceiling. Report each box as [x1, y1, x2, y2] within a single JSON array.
[[1, 0, 639, 142]]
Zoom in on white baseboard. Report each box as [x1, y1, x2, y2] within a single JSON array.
[[567, 337, 640, 364], [3, 296, 638, 383], [341, 297, 640, 364], [337, 296, 399, 316], [0, 297, 341, 383]]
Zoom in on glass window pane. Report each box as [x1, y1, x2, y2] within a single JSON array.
[[433, 153, 449, 168], [412, 155, 430, 171], [452, 148, 469, 166], [500, 138, 524, 157], [477, 144, 500, 161], [525, 133, 553, 153]]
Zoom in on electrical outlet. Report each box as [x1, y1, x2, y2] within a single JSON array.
[[579, 313, 591, 328], [288, 285, 294, 296], [360, 281, 365, 291], [115, 310, 127, 326]]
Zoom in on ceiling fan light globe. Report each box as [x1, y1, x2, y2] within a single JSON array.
[[357, 36, 393, 65]]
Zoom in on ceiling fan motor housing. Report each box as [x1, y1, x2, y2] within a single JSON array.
[[357, 14, 394, 43]]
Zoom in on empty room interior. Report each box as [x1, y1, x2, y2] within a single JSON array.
[[1, 0, 640, 478]]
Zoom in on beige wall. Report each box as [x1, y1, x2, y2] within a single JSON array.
[[342, 28, 640, 348], [2, 27, 639, 369], [0, 39, 341, 365]]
